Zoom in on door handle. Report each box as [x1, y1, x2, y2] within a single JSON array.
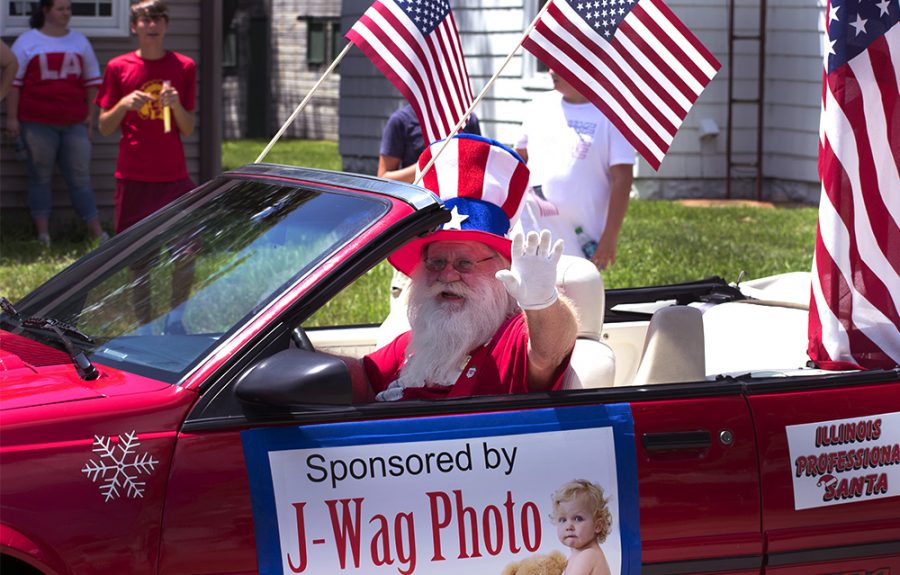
[[642, 430, 711, 452]]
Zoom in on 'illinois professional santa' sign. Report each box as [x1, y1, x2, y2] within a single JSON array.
[[786, 411, 900, 510]]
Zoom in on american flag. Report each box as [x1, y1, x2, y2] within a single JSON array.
[[347, 0, 475, 147], [522, 0, 720, 170], [808, 0, 900, 370]]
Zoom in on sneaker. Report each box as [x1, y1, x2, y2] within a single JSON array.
[[99, 231, 110, 244], [37, 233, 51, 248]]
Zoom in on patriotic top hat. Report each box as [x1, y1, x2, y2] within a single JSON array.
[[389, 134, 529, 276]]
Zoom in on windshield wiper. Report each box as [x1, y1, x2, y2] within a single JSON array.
[[1, 297, 99, 381]]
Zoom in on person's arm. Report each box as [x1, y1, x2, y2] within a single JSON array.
[[592, 163, 633, 270], [80, 38, 101, 136], [495, 230, 577, 392], [98, 90, 153, 136], [5, 86, 20, 137], [377, 154, 417, 183], [85, 86, 98, 135], [514, 147, 529, 164], [565, 547, 612, 575], [0, 42, 17, 102], [523, 297, 577, 391]]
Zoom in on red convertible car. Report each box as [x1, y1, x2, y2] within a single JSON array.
[[1, 164, 898, 575]]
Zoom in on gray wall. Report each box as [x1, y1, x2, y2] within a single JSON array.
[[339, 0, 824, 203], [223, 0, 340, 141]]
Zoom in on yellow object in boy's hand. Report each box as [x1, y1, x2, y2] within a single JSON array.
[[162, 80, 172, 133]]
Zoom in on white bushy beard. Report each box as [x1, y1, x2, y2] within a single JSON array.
[[395, 268, 519, 389]]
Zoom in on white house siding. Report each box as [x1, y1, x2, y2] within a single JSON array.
[[0, 1, 204, 228], [339, 0, 825, 203]]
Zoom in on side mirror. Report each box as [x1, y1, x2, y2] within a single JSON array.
[[235, 349, 353, 406]]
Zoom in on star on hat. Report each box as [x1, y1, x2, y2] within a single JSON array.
[[444, 206, 469, 230], [388, 134, 530, 276]]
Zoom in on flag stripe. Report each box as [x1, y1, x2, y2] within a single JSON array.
[[811, 224, 886, 365], [547, 2, 683, 130], [607, 30, 691, 115], [642, 0, 720, 80], [347, 18, 444, 139], [442, 13, 474, 103], [819, 137, 900, 335], [811, 6, 900, 369], [810, 236, 852, 364], [523, 33, 664, 167], [629, 4, 710, 93], [524, 4, 672, 164], [614, 20, 697, 110], [423, 15, 472, 123], [823, 60, 900, 303], [373, 2, 455, 137], [814, 168, 900, 362], [880, 30, 900, 164], [429, 23, 466, 120], [522, 0, 720, 170], [861, 34, 900, 249], [347, 0, 474, 146], [531, 15, 674, 143]]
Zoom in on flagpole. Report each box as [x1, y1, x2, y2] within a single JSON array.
[[255, 42, 354, 164], [414, 0, 556, 186]]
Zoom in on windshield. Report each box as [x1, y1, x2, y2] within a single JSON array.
[[7, 178, 388, 383]]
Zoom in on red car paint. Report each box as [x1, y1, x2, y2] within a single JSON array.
[[2, 165, 898, 575]]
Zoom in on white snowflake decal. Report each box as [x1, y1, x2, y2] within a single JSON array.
[[81, 431, 159, 502]]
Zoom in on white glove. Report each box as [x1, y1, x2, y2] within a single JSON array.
[[496, 230, 564, 310]]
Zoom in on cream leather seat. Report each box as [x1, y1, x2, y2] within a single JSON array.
[[555, 255, 615, 389], [631, 305, 705, 385], [376, 255, 616, 390]]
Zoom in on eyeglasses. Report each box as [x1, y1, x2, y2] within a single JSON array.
[[423, 255, 495, 273]]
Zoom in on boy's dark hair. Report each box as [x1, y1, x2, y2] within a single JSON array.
[[29, 0, 55, 29], [130, 0, 169, 25]]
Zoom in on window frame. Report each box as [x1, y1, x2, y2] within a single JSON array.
[[1, 0, 130, 37], [300, 15, 341, 71]]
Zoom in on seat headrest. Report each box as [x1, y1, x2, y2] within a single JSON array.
[[555, 255, 605, 339]]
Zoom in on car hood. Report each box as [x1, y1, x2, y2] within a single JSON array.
[[0, 331, 170, 410]]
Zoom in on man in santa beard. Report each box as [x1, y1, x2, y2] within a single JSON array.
[[354, 134, 577, 402]]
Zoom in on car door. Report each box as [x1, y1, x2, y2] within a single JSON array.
[[157, 363, 763, 575], [632, 389, 762, 575], [744, 372, 900, 574]]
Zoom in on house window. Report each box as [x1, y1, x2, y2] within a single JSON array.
[[2, 0, 130, 37], [303, 16, 341, 70], [223, 29, 238, 71]]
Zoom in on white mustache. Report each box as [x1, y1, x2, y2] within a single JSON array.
[[428, 280, 472, 298]]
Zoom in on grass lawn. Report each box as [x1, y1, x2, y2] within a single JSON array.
[[222, 139, 342, 171], [0, 139, 818, 318]]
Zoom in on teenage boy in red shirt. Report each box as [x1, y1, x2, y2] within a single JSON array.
[[96, 0, 195, 233], [96, 0, 196, 328]]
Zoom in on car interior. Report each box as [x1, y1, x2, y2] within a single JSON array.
[[306, 257, 824, 389]]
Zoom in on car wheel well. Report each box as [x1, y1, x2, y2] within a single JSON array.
[[0, 554, 45, 575]]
